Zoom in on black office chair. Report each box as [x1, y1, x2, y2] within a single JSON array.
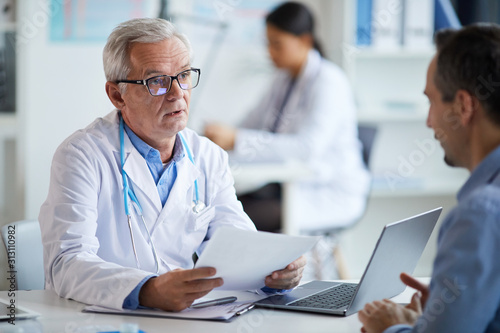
[[307, 124, 378, 280]]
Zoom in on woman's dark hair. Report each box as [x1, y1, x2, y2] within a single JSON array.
[[266, 1, 324, 57], [434, 23, 500, 126]]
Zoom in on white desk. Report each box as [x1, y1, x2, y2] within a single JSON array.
[[231, 161, 310, 235], [0, 282, 423, 333]]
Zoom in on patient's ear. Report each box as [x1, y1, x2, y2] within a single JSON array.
[[455, 89, 477, 126], [106, 82, 126, 110]]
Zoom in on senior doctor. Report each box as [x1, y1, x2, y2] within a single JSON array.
[[39, 18, 305, 312], [205, 2, 370, 233]]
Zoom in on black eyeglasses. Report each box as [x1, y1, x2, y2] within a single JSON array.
[[116, 68, 201, 96]]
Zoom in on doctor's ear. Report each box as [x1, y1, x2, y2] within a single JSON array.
[[106, 81, 126, 109]]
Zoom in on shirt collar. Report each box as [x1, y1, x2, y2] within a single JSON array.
[[123, 121, 185, 163], [457, 145, 500, 202]]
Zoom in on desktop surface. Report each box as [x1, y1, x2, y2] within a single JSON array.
[[0, 280, 427, 333]]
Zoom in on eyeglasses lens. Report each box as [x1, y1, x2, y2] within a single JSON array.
[[147, 70, 200, 96]]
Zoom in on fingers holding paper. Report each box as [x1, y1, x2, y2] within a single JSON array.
[[265, 255, 306, 289], [139, 267, 223, 312]]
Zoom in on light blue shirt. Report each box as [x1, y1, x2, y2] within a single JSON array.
[[122, 123, 183, 309], [123, 122, 184, 206], [384, 145, 500, 333]]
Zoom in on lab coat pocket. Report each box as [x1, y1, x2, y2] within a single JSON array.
[[193, 206, 215, 231]]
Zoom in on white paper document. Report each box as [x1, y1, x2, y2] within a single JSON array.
[[195, 227, 320, 290]]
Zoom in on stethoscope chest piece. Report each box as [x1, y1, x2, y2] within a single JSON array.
[[192, 201, 206, 214]]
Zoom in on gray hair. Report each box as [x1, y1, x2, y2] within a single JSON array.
[[103, 18, 192, 82]]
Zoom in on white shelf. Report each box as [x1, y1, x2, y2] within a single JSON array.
[[370, 177, 466, 198], [350, 47, 435, 60], [357, 101, 429, 123], [358, 111, 427, 123], [231, 160, 310, 195]]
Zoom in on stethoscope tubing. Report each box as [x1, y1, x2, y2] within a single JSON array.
[[119, 113, 202, 274]]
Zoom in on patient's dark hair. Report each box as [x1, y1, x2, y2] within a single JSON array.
[[434, 23, 500, 125], [266, 2, 324, 57]]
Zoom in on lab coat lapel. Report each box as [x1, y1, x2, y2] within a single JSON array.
[[281, 50, 322, 131], [120, 138, 163, 214], [156, 155, 200, 225]]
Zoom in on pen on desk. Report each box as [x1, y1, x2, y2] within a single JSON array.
[[190, 296, 238, 309], [236, 304, 255, 316]]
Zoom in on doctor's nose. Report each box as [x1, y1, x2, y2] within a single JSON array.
[[166, 79, 184, 101]]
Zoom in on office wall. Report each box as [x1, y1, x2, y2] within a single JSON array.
[[2, 0, 466, 291], [171, 0, 337, 131], [18, 0, 335, 219], [18, 0, 162, 219], [1, 0, 354, 291]]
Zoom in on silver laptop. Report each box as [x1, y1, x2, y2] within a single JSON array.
[[255, 207, 442, 316]]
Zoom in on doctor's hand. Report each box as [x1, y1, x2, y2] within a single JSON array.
[[265, 255, 306, 290], [139, 267, 223, 312], [204, 123, 236, 151]]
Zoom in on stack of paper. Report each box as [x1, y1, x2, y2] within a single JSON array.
[[195, 227, 320, 290]]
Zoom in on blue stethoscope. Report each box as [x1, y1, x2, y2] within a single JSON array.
[[119, 114, 205, 274]]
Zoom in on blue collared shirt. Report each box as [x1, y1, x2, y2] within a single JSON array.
[[123, 122, 184, 206], [122, 123, 184, 309], [384, 146, 500, 333]]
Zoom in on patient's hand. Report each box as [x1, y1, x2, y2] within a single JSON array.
[[358, 293, 423, 333]]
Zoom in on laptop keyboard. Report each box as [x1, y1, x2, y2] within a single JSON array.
[[287, 283, 358, 310]]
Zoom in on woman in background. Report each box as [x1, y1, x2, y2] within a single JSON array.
[[205, 2, 370, 277]]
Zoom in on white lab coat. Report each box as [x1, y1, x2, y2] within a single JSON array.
[[233, 50, 370, 231], [39, 110, 256, 310]]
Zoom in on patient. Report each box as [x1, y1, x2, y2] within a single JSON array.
[[358, 24, 500, 333]]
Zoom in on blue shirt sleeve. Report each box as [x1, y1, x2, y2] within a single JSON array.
[[410, 192, 500, 332], [124, 279, 288, 308], [260, 286, 291, 294], [122, 275, 156, 309], [383, 325, 412, 333]]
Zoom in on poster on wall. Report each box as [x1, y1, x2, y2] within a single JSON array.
[[49, 0, 157, 42]]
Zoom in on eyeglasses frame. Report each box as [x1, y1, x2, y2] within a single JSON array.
[[116, 68, 201, 96]]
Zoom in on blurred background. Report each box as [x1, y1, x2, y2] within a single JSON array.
[[0, 0, 497, 290]]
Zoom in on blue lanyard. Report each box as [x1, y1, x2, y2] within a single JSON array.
[[178, 132, 200, 204], [119, 116, 143, 216]]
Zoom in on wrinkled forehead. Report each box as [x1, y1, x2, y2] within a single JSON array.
[[128, 37, 190, 76]]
